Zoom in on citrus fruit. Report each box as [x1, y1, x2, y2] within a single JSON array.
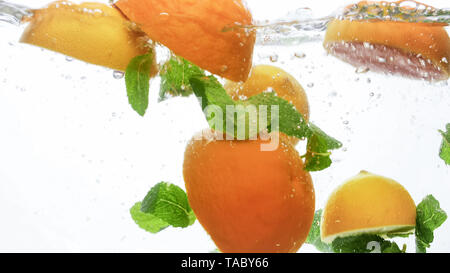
[[183, 129, 315, 253], [20, 1, 155, 72], [225, 65, 310, 145], [321, 171, 416, 244], [115, 0, 256, 82], [324, 18, 450, 81]]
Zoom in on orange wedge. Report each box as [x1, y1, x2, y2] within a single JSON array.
[[324, 17, 450, 81], [20, 1, 154, 72], [115, 0, 256, 82]]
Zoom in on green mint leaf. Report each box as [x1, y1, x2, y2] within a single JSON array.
[[141, 182, 196, 228], [189, 75, 342, 171], [125, 51, 154, 116], [304, 123, 342, 171], [159, 57, 205, 101], [130, 202, 169, 234], [305, 210, 333, 252], [190, 76, 238, 138], [415, 195, 447, 253], [245, 92, 310, 138], [332, 234, 403, 253], [439, 124, 450, 165]]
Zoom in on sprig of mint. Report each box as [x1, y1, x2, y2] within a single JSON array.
[[159, 56, 206, 101], [189, 75, 342, 171], [306, 194, 447, 253], [305, 210, 403, 253], [130, 182, 196, 234], [439, 124, 450, 165], [415, 195, 447, 253], [125, 50, 154, 116]]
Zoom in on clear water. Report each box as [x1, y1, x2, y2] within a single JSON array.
[[0, 0, 449, 252]]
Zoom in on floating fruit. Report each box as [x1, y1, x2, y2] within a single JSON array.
[[183, 130, 315, 253], [115, 0, 256, 82], [321, 171, 416, 244], [324, 17, 450, 81], [21, 1, 155, 72]]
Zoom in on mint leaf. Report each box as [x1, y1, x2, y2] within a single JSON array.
[[439, 124, 450, 165], [159, 57, 205, 101], [189, 75, 342, 171], [141, 182, 196, 228], [245, 92, 310, 138], [190, 76, 237, 138], [304, 124, 342, 171], [130, 202, 169, 234], [332, 234, 403, 253], [415, 195, 447, 253], [125, 51, 154, 116], [305, 210, 333, 252]]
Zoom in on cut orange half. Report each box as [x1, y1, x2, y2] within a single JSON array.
[[20, 1, 153, 72], [115, 0, 256, 82], [321, 171, 416, 244], [324, 17, 450, 81]]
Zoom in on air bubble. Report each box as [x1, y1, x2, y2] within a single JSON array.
[[113, 71, 125, 79]]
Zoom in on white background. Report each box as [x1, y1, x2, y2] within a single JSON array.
[[0, 0, 449, 252]]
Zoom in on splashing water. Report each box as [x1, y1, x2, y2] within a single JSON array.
[[0, 0, 31, 26], [224, 0, 450, 46]]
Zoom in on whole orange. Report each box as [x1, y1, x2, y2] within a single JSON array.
[[183, 130, 315, 253]]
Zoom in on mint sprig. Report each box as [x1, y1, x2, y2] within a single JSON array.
[[130, 182, 196, 234], [415, 195, 447, 253], [439, 124, 450, 165], [189, 75, 342, 171], [125, 51, 154, 116], [159, 56, 206, 101]]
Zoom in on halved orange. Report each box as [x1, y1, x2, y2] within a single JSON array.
[[20, 1, 154, 72], [321, 171, 416, 244], [115, 0, 256, 82], [324, 7, 450, 81]]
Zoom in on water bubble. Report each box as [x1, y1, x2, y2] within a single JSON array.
[[65, 56, 74, 62], [307, 83, 314, 88], [269, 54, 279, 62], [113, 70, 125, 79], [355, 67, 370, 74], [294, 52, 306, 58]]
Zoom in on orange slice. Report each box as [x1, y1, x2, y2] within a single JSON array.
[[20, 1, 153, 72], [324, 18, 450, 81], [115, 0, 256, 82]]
